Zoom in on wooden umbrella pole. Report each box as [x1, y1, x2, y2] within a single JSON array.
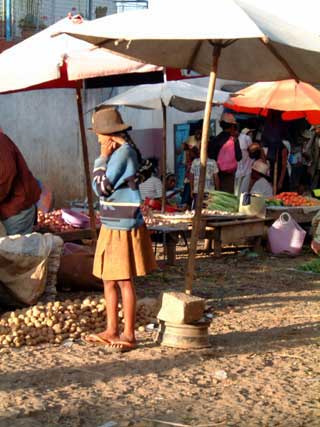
[[76, 87, 97, 242], [161, 101, 167, 213], [273, 148, 279, 195], [184, 44, 221, 294]]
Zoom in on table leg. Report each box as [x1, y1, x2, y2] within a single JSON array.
[[204, 238, 213, 253], [253, 236, 263, 254], [214, 240, 222, 256], [166, 241, 177, 266]]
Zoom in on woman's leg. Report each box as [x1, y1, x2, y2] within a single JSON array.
[[85, 280, 120, 343], [103, 280, 120, 340], [117, 278, 136, 344]]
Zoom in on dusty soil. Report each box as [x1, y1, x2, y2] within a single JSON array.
[[0, 246, 319, 427]]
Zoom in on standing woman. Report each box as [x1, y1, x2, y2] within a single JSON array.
[[87, 108, 157, 351], [209, 113, 242, 193]]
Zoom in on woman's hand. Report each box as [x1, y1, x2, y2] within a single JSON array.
[[99, 137, 117, 158]]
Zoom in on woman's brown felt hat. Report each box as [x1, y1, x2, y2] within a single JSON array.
[[89, 107, 132, 135]]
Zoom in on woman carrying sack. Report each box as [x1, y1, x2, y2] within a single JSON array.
[[86, 108, 157, 352]]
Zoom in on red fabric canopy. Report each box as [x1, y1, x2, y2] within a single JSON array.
[[0, 16, 161, 94]]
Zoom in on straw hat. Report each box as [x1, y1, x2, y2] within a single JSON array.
[[241, 127, 254, 135], [248, 142, 261, 153], [90, 107, 131, 135], [252, 159, 269, 176], [220, 112, 237, 124], [302, 129, 312, 138]]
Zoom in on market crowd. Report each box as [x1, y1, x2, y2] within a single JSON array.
[[1, 107, 320, 350], [140, 111, 320, 210]]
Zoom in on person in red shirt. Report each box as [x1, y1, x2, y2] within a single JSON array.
[[0, 131, 41, 235]]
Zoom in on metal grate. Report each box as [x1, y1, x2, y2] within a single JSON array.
[[114, 0, 148, 13], [1, 0, 121, 40]]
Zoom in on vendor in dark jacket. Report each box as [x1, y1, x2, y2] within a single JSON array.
[[209, 113, 242, 193], [0, 131, 40, 235]]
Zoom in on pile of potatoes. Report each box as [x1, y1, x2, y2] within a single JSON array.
[[0, 296, 158, 348]]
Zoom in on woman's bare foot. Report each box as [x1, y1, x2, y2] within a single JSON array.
[[119, 333, 136, 345], [84, 330, 119, 345], [106, 333, 137, 352]]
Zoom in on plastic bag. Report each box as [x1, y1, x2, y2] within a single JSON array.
[[268, 212, 306, 255]]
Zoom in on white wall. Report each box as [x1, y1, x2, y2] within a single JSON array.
[[0, 87, 110, 207], [0, 77, 234, 207]]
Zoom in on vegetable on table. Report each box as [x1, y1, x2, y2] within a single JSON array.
[[207, 190, 239, 213], [36, 209, 75, 233], [265, 199, 283, 207], [273, 192, 320, 207]]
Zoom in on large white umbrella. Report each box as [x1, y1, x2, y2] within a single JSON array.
[[59, 0, 320, 293], [0, 15, 160, 240], [100, 80, 231, 210], [100, 81, 230, 111], [0, 16, 160, 93], [57, 1, 320, 83]]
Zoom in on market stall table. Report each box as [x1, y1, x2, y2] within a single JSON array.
[[148, 212, 264, 264], [203, 217, 266, 256], [149, 224, 188, 266]]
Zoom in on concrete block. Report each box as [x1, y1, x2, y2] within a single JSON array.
[[157, 291, 205, 324]]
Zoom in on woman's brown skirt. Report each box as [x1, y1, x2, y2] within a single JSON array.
[[93, 224, 157, 281]]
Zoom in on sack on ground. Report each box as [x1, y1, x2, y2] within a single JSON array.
[[0, 232, 63, 305], [57, 243, 102, 291]]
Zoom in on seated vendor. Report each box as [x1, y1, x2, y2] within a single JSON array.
[[0, 131, 41, 235], [249, 159, 273, 198], [139, 158, 162, 202], [165, 173, 182, 206]]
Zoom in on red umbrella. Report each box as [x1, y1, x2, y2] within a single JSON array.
[[225, 79, 320, 125]]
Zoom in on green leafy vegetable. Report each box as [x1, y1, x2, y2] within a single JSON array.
[[297, 258, 320, 273]]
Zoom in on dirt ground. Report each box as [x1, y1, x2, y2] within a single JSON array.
[[0, 245, 319, 427]]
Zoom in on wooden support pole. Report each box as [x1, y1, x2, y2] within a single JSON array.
[[273, 148, 279, 196], [184, 44, 221, 294], [260, 37, 300, 82], [76, 87, 97, 242], [161, 101, 167, 213]]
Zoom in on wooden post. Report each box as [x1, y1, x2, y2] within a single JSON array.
[[161, 101, 167, 213], [76, 87, 97, 242], [273, 148, 279, 196], [184, 44, 221, 294]]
